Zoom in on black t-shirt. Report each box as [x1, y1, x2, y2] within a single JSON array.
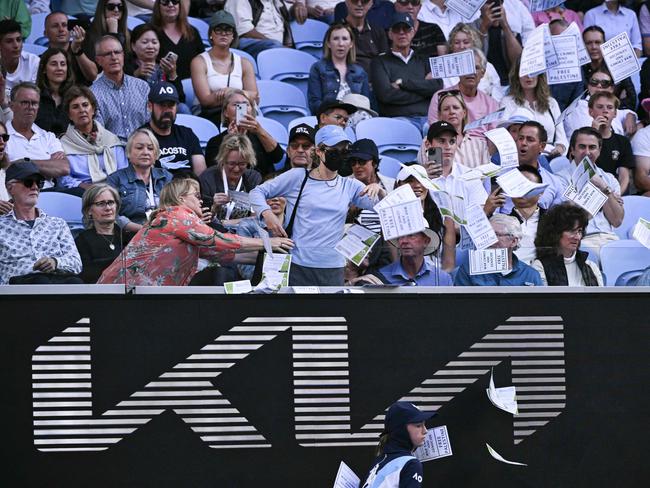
[[146, 123, 203, 176], [597, 132, 635, 177], [158, 27, 205, 80]]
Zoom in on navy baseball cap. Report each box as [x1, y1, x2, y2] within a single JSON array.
[[5, 160, 43, 181], [348, 139, 379, 161], [289, 123, 315, 143], [426, 121, 457, 140], [383, 401, 436, 434], [390, 12, 414, 30], [148, 81, 180, 104]]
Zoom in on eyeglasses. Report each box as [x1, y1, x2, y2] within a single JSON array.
[[328, 114, 349, 123], [225, 161, 248, 169], [21, 178, 45, 189], [0, 134, 9, 142], [589, 78, 613, 88], [105, 3, 124, 11], [349, 159, 370, 167], [495, 232, 516, 239], [289, 142, 313, 151], [213, 26, 234, 35], [391, 25, 413, 34], [17, 100, 39, 108], [396, 0, 421, 5], [565, 228, 584, 237], [93, 200, 117, 208], [97, 49, 124, 57], [438, 89, 462, 102], [160, 0, 180, 5]]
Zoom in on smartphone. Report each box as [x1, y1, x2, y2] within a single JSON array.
[[164, 52, 178, 63], [426, 147, 443, 178], [491, 0, 502, 6], [489, 176, 502, 195], [234, 102, 247, 125]]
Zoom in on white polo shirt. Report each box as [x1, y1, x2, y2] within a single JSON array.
[[4, 51, 40, 99], [432, 162, 488, 208], [6, 121, 63, 161]]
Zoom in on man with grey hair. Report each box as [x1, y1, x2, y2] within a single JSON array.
[[454, 214, 543, 286], [91, 35, 150, 142], [0, 160, 82, 284], [5, 82, 70, 185]]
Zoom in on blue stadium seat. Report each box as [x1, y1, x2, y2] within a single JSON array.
[[600, 240, 650, 285], [231, 48, 259, 78], [188, 17, 210, 47], [175, 114, 219, 149], [288, 116, 317, 131], [615, 195, 650, 239], [257, 48, 317, 103], [126, 16, 145, 30], [378, 155, 402, 179], [38, 192, 84, 234], [615, 269, 645, 286], [181, 78, 195, 108], [23, 43, 47, 56], [290, 19, 329, 59], [257, 116, 289, 150], [257, 80, 310, 129], [26, 13, 49, 45], [355, 118, 422, 163]]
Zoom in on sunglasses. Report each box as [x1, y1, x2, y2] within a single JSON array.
[[160, 0, 180, 5], [589, 78, 613, 88], [350, 0, 372, 5], [21, 177, 45, 189], [0, 134, 9, 142], [349, 159, 370, 167], [396, 0, 421, 5], [289, 142, 313, 151], [438, 89, 462, 102], [105, 3, 124, 11]]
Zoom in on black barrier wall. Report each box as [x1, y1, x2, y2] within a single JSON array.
[[3, 292, 650, 487]]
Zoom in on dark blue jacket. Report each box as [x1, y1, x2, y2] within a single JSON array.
[[307, 59, 370, 114]]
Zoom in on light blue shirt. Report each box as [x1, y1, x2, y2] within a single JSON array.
[[380, 258, 453, 286], [59, 147, 129, 188], [584, 3, 642, 51], [250, 168, 377, 268]]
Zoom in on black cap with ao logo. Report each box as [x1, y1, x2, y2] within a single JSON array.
[[289, 123, 315, 144], [426, 121, 458, 140], [383, 401, 436, 435], [148, 82, 180, 104]]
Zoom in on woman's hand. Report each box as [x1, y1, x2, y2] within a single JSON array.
[[200, 207, 213, 224], [135, 61, 156, 79], [106, 17, 118, 33], [270, 237, 294, 253], [213, 87, 229, 107], [262, 209, 287, 237], [160, 56, 177, 81], [211, 192, 230, 212], [360, 183, 384, 200], [238, 114, 260, 134], [484, 188, 506, 217]]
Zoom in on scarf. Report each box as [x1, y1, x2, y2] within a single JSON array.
[[61, 121, 123, 183]]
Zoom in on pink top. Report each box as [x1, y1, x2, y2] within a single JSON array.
[[428, 84, 499, 137], [532, 8, 583, 30]]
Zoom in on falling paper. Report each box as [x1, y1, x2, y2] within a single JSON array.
[[486, 368, 518, 414], [224, 280, 253, 294], [496, 169, 549, 199], [564, 181, 608, 217], [469, 248, 510, 275], [632, 218, 650, 249], [485, 128, 518, 168], [375, 186, 425, 241], [548, 35, 581, 85], [459, 163, 503, 181], [261, 253, 291, 288], [429, 50, 476, 79], [465, 107, 507, 131], [335, 224, 380, 266], [600, 32, 640, 84], [414, 426, 453, 463], [445, 0, 486, 20], [332, 461, 360, 488], [486, 443, 527, 466], [463, 204, 498, 250]]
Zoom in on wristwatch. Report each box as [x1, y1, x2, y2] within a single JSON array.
[[602, 186, 612, 196]]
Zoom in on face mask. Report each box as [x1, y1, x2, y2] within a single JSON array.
[[323, 149, 347, 172]]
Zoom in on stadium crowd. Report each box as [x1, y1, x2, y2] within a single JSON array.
[[1, 0, 650, 288]]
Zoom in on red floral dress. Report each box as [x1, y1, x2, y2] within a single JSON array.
[[98, 206, 241, 286]]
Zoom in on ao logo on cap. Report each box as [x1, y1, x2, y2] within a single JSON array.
[[159, 86, 175, 95]]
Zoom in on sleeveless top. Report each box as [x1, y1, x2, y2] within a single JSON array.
[[200, 50, 243, 94]]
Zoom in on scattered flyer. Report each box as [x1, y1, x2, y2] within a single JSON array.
[[519, 24, 557, 77], [528, 0, 564, 12], [430, 189, 467, 225], [496, 169, 549, 198], [548, 35, 581, 85], [224, 280, 252, 294], [463, 204, 498, 250], [335, 224, 380, 266], [292, 286, 321, 294], [459, 226, 476, 250], [465, 107, 506, 131], [563, 22, 590, 66], [486, 368, 518, 415], [444, 0, 486, 20], [469, 248, 510, 275], [600, 32, 641, 84], [632, 218, 650, 249], [567, 156, 597, 191], [262, 253, 291, 287], [564, 181, 608, 217], [542, 23, 559, 69], [375, 185, 425, 241], [413, 426, 453, 463], [332, 461, 360, 488], [485, 128, 518, 168], [459, 163, 503, 181], [429, 50, 476, 79], [486, 443, 527, 466], [229, 190, 251, 209], [254, 221, 274, 257]]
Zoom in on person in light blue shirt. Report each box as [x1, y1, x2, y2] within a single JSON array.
[[583, 1, 642, 56], [454, 214, 543, 286], [378, 220, 453, 286], [250, 125, 385, 286]]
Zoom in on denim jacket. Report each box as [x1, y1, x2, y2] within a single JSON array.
[[106, 165, 173, 228], [307, 59, 370, 114]]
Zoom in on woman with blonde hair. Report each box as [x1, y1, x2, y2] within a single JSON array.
[[500, 57, 568, 159], [98, 177, 293, 286], [307, 22, 370, 115], [443, 23, 503, 101], [199, 133, 261, 228]]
